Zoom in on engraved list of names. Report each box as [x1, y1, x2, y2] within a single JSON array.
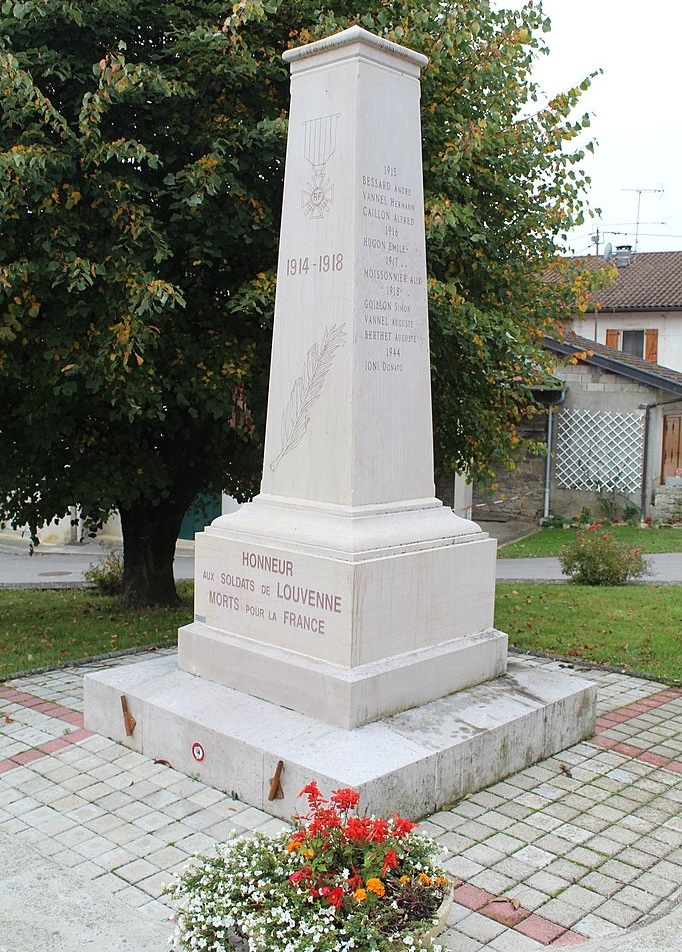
[[358, 160, 427, 378]]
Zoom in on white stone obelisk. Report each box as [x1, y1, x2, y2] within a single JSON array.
[[179, 27, 505, 729]]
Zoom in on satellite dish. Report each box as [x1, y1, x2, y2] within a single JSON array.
[[603, 242, 613, 262]]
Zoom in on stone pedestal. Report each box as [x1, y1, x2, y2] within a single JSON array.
[[84, 27, 596, 818]]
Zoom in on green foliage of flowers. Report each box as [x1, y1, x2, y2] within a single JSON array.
[[165, 782, 451, 952], [559, 529, 652, 586]]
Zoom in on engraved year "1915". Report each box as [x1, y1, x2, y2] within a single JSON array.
[[285, 253, 344, 277]]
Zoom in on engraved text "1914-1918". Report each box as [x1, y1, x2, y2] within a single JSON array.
[[285, 253, 344, 277]]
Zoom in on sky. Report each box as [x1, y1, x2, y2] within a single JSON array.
[[508, 0, 682, 257]]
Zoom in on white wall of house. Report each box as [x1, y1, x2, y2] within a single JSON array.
[[0, 509, 122, 547], [571, 310, 682, 371]]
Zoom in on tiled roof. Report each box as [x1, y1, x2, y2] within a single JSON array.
[[567, 250, 682, 311], [544, 330, 682, 398]]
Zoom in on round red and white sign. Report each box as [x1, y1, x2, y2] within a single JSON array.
[[191, 742, 205, 763]]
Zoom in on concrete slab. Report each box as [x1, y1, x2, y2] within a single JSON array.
[[574, 899, 682, 952], [84, 653, 596, 821], [0, 829, 170, 951]]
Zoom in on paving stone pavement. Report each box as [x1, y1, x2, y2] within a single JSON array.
[[1, 649, 680, 951]]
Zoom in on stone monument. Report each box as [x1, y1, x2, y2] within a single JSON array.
[[85, 27, 596, 820]]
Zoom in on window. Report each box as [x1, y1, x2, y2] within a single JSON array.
[[605, 328, 658, 362], [621, 330, 644, 357]]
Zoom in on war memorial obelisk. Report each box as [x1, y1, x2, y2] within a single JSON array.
[[85, 27, 595, 819]]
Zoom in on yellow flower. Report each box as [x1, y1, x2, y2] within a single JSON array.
[[366, 878, 386, 897], [354, 888, 367, 901], [399, 876, 410, 885], [418, 873, 432, 885], [302, 847, 315, 860]]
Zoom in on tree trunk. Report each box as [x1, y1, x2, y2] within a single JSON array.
[[118, 501, 187, 608]]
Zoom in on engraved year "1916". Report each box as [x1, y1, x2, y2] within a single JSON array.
[[285, 253, 344, 277]]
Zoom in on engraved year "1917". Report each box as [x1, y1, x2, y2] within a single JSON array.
[[285, 253, 344, 277]]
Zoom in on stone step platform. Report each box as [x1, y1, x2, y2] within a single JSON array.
[[84, 656, 596, 820]]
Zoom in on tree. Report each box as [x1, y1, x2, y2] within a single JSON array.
[[0, 0, 596, 606]]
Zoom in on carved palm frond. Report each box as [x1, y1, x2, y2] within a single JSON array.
[[270, 323, 347, 472]]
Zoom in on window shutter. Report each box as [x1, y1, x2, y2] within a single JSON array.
[[645, 328, 659, 362], [605, 329, 619, 349]]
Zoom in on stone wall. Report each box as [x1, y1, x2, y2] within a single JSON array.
[[650, 484, 682, 523], [471, 411, 548, 523]]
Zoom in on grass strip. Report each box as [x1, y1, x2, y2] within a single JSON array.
[[2, 582, 680, 687], [0, 584, 192, 678], [499, 525, 682, 559], [495, 582, 682, 684]]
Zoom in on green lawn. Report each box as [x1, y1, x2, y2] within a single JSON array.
[[495, 582, 682, 684], [499, 525, 682, 559], [0, 584, 193, 678], [1, 579, 680, 686]]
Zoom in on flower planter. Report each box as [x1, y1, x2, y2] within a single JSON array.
[[167, 782, 454, 952], [226, 889, 454, 951], [417, 887, 454, 947]]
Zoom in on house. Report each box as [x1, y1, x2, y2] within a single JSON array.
[[471, 250, 682, 525], [569, 248, 682, 370], [545, 332, 682, 518], [471, 332, 682, 525]]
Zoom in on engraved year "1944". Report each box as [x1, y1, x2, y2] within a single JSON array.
[[286, 253, 344, 277]]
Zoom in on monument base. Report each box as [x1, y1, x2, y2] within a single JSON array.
[[84, 655, 596, 821], [186, 498, 500, 728], [179, 622, 508, 731]]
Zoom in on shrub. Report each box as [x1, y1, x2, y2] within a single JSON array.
[[559, 529, 652, 586], [84, 542, 124, 595], [542, 514, 566, 529]]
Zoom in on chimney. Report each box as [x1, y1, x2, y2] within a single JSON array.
[[615, 245, 633, 268]]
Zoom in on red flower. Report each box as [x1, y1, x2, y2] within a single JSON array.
[[391, 814, 417, 838], [308, 807, 342, 835], [381, 849, 398, 876], [344, 817, 372, 842], [299, 781, 325, 809], [328, 887, 344, 909], [289, 865, 312, 885], [368, 818, 389, 842], [330, 787, 360, 811]]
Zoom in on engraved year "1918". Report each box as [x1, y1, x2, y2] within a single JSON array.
[[285, 253, 344, 276]]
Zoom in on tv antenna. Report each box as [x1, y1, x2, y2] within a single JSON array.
[[622, 187, 664, 252]]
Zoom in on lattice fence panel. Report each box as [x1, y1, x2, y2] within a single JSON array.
[[555, 410, 644, 494]]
